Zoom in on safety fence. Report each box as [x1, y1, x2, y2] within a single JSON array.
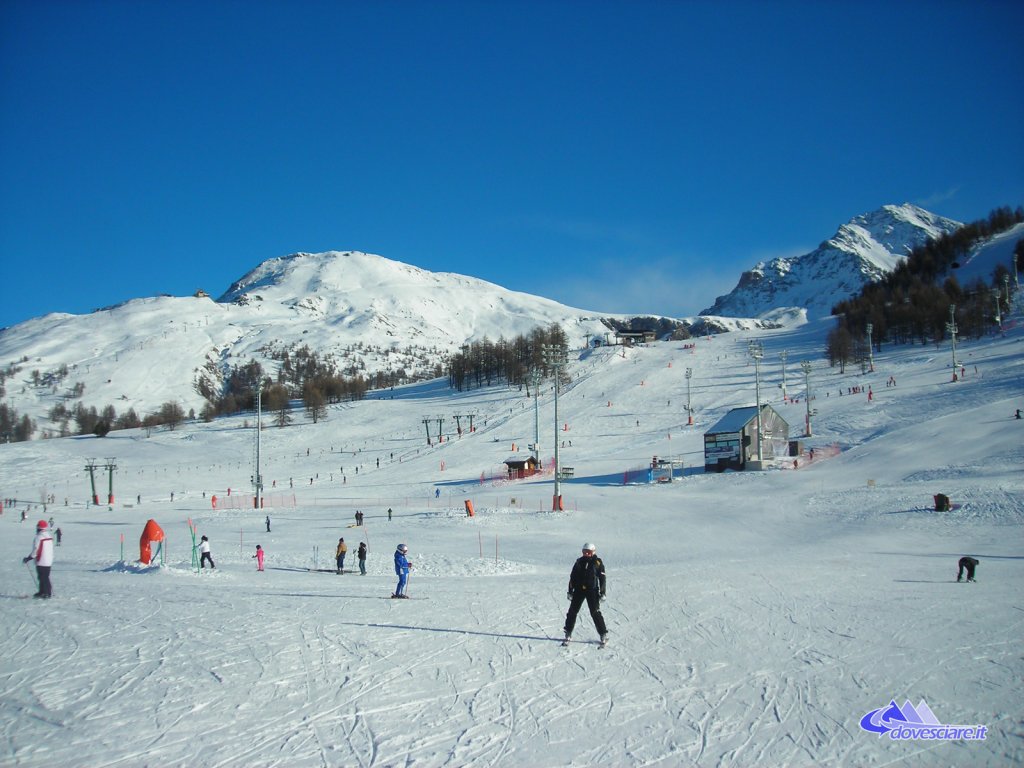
[[211, 493, 297, 509]]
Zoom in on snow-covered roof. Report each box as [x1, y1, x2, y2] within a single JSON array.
[[504, 455, 538, 465], [706, 405, 761, 434]]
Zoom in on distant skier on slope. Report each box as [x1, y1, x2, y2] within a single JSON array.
[[393, 543, 413, 598], [336, 538, 348, 574], [358, 541, 367, 575], [23, 519, 55, 598], [199, 535, 215, 569], [563, 542, 608, 647]]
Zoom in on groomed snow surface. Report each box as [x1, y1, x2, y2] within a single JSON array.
[[2, 316, 1022, 767]]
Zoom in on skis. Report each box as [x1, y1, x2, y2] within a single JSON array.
[[561, 635, 607, 648]]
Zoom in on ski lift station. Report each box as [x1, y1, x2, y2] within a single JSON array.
[[703, 405, 789, 472]]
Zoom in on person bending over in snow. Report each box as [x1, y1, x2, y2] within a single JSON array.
[[957, 556, 979, 582], [563, 542, 608, 646]]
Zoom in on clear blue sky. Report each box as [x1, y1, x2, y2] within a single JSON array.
[[2, 0, 1022, 330]]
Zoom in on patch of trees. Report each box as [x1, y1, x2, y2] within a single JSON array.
[[55, 401, 179, 438], [0, 402, 34, 442], [827, 206, 1022, 370], [447, 324, 571, 392], [0, 359, 27, 401], [196, 346, 369, 428]]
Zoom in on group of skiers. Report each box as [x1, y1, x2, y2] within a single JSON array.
[[19, 516, 980, 645], [335, 537, 368, 575], [196, 535, 264, 572]]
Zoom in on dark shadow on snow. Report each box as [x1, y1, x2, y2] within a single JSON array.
[[872, 552, 1023, 560], [337, 620, 596, 644], [263, 592, 386, 601]]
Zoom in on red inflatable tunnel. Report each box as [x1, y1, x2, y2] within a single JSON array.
[[140, 519, 165, 565]]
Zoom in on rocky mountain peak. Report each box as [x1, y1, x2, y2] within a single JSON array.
[[700, 204, 961, 320]]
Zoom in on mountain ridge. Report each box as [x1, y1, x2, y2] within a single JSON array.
[[700, 204, 962, 319], [0, 203, 992, 438]]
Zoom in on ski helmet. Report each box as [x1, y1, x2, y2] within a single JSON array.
[[582, 542, 596, 553], [37, 520, 48, 530], [397, 543, 408, 553]]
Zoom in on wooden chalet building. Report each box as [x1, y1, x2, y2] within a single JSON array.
[[504, 456, 541, 480]]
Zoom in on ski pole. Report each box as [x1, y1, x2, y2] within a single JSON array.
[[24, 559, 38, 590], [406, 570, 412, 598]]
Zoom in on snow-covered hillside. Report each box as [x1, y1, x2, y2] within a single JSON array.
[[1, 206, 1017, 446], [0, 251, 622, 433], [702, 204, 962, 319], [217, 250, 614, 347], [1, 290, 1021, 766]]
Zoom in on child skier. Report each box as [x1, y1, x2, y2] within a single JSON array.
[[253, 544, 265, 572], [393, 543, 412, 598], [199, 535, 215, 569]]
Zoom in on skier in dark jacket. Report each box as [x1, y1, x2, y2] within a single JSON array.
[[357, 541, 367, 575], [957, 556, 979, 582], [563, 542, 608, 646]]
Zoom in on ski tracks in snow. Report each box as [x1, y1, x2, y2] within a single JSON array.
[[2, 548, 1019, 766]]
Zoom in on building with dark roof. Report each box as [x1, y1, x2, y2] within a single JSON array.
[[703, 405, 789, 472]]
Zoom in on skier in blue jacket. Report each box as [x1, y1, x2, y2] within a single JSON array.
[[393, 543, 412, 598]]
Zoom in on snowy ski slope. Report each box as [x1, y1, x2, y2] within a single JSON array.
[[1, 310, 1022, 767]]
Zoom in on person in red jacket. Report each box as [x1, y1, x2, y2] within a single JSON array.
[[23, 520, 55, 598]]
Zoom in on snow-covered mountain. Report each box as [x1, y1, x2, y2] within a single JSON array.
[[701, 204, 962, 319], [0, 251, 631, 434], [3, 205, 1010, 439], [217, 250, 614, 347]]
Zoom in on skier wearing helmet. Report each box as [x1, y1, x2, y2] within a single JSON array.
[[23, 520, 55, 598], [393, 543, 412, 598], [563, 542, 607, 647]]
